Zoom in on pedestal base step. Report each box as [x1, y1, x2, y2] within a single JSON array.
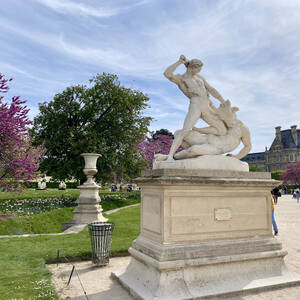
[[113, 268, 300, 300], [112, 246, 300, 300]]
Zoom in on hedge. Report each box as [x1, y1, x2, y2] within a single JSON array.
[[22, 182, 79, 189]]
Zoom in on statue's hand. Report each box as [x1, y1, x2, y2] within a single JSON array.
[[179, 55, 188, 64], [226, 153, 233, 157]]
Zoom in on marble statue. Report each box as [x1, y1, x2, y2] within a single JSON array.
[[162, 55, 251, 163], [113, 59, 296, 300], [37, 178, 46, 190], [59, 181, 66, 190], [155, 100, 251, 161]]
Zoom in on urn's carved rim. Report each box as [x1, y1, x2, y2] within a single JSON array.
[[81, 153, 101, 157]]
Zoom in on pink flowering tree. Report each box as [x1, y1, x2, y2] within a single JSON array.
[[137, 134, 183, 169], [0, 73, 44, 190], [280, 163, 300, 186]]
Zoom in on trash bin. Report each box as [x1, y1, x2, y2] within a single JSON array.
[[88, 222, 114, 265]]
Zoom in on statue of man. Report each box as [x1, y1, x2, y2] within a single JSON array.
[[154, 100, 252, 162], [164, 55, 227, 161]]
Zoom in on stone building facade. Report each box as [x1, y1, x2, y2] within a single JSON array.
[[242, 125, 300, 172]]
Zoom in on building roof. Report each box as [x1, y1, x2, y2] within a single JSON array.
[[282, 129, 300, 148], [241, 152, 265, 162], [270, 129, 300, 150]]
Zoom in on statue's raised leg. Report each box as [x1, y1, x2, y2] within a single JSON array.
[[167, 106, 200, 160]]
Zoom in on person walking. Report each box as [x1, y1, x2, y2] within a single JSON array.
[[296, 188, 300, 203], [271, 194, 278, 236]]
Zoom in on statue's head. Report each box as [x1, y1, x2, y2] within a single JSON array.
[[217, 100, 239, 128], [185, 59, 203, 75]]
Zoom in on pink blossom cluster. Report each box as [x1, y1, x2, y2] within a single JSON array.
[[0, 73, 44, 190], [280, 163, 300, 185], [137, 134, 183, 169]]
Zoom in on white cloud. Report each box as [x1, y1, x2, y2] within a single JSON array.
[[33, 0, 149, 18], [0, 62, 63, 86], [2, 0, 300, 153]]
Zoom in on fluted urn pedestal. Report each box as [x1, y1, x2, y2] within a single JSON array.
[[113, 169, 300, 299], [62, 153, 107, 231]]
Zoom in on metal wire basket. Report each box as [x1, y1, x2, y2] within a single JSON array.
[[88, 222, 114, 266]]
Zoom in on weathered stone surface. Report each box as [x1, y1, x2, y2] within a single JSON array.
[[113, 172, 300, 299], [161, 55, 251, 162], [142, 168, 271, 179]]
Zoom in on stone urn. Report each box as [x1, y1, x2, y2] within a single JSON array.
[[62, 153, 107, 231], [81, 153, 101, 186]]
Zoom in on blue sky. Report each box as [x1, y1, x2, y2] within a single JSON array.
[[1, 0, 300, 153]]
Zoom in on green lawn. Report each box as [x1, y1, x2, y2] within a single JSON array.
[[0, 205, 140, 299], [0, 198, 140, 235]]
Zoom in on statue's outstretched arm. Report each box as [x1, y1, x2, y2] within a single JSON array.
[[202, 78, 225, 104], [233, 126, 252, 159], [164, 55, 187, 84]]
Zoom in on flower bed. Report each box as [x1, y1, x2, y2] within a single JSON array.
[[0, 196, 77, 215], [101, 191, 140, 202], [0, 191, 141, 216]]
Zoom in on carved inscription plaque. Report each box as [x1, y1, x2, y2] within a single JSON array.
[[215, 208, 232, 221]]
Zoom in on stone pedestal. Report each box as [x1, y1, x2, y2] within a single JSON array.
[[63, 183, 107, 230], [113, 169, 300, 299], [62, 153, 107, 231]]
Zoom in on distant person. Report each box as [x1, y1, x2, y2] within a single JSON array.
[[272, 187, 280, 204], [283, 185, 287, 195], [271, 194, 278, 236], [110, 184, 117, 192], [296, 188, 300, 203]]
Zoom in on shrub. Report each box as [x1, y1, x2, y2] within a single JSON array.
[[271, 170, 285, 180], [249, 166, 262, 172]]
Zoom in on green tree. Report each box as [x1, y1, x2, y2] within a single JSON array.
[[31, 73, 152, 183], [271, 170, 285, 181], [151, 128, 174, 139]]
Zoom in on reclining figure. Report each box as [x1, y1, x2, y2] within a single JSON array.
[[155, 100, 251, 161]]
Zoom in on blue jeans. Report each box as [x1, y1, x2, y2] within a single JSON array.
[[272, 210, 278, 234]]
